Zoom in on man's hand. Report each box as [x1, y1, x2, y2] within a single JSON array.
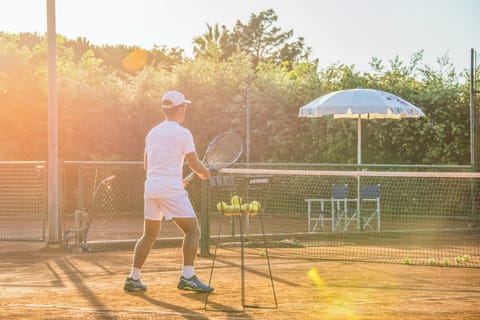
[[197, 171, 209, 180]]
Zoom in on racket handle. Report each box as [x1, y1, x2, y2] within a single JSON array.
[[185, 171, 195, 182]]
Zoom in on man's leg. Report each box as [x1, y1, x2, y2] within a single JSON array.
[[173, 217, 200, 267], [174, 217, 213, 293], [133, 219, 161, 268], [124, 219, 160, 292]]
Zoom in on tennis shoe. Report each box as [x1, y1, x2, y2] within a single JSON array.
[[177, 275, 214, 293], [124, 277, 147, 292]]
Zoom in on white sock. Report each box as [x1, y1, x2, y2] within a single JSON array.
[[182, 265, 195, 279], [129, 267, 141, 280]]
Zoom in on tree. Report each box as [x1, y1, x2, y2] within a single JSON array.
[[214, 9, 311, 67], [193, 23, 229, 61]]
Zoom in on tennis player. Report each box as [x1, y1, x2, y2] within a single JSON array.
[[124, 90, 213, 293]]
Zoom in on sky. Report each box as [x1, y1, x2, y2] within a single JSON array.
[[0, 0, 479, 73]]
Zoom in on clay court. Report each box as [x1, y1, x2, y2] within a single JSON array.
[[1, 241, 479, 320]]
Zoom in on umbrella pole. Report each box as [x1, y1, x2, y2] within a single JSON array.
[[357, 116, 362, 165], [357, 116, 362, 231]]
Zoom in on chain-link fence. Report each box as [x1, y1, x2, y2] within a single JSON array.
[[0, 161, 47, 241]]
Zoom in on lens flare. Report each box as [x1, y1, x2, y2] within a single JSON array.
[[121, 48, 148, 72]]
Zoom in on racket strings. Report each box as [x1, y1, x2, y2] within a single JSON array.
[[205, 134, 243, 169]]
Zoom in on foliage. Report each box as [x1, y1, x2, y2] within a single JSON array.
[[0, 8, 477, 166], [193, 9, 311, 68]]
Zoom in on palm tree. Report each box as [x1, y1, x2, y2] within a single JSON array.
[[193, 23, 228, 60]]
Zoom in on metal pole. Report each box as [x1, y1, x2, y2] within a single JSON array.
[[470, 48, 479, 227], [470, 48, 476, 168], [199, 179, 210, 257], [47, 0, 59, 242], [246, 79, 251, 164], [357, 116, 361, 230], [357, 116, 362, 165]]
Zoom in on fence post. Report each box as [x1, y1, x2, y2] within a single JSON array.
[[199, 179, 210, 257]]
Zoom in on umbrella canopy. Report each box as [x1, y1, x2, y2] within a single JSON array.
[[298, 88, 425, 164], [299, 88, 425, 119]]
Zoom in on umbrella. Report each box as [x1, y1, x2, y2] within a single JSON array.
[[298, 88, 425, 165]]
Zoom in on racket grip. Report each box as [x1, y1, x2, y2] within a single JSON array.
[[185, 171, 195, 182]]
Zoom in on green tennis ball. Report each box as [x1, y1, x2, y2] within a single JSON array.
[[258, 250, 266, 257], [404, 257, 412, 265], [231, 195, 242, 206], [463, 255, 471, 262], [250, 200, 261, 210], [221, 202, 229, 210], [216, 202, 228, 211], [427, 258, 436, 266], [455, 256, 463, 263], [247, 202, 256, 215], [442, 258, 450, 266]]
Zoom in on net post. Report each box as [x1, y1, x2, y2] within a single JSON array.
[[199, 179, 210, 257]]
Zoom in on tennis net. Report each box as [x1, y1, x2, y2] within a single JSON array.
[[207, 167, 480, 267]]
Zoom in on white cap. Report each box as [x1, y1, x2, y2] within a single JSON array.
[[161, 90, 192, 109]]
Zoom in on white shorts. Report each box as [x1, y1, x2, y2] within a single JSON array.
[[144, 194, 196, 221]]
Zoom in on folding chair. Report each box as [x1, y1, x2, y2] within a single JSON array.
[[332, 184, 360, 232], [305, 192, 335, 232], [305, 181, 337, 232], [305, 184, 356, 232], [360, 184, 381, 231]]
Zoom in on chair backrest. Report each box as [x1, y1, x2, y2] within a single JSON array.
[[332, 184, 348, 199], [361, 184, 380, 199]]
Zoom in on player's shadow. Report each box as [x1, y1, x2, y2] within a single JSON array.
[[129, 292, 210, 320]]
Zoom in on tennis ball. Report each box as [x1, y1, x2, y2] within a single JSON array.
[[216, 202, 228, 212], [222, 202, 229, 210], [250, 200, 261, 210], [442, 258, 450, 266], [231, 195, 242, 206], [307, 268, 326, 287], [258, 250, 266, 257], [247, 202, 258, 216], [427, 258, 436, 266], [455, 256, 463, 263], [463, 255, 471, 262], [404, 257, 412, 265]]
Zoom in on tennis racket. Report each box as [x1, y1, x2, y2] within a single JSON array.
[[185, 131, 243, 182], [64, 174, 116, 251]]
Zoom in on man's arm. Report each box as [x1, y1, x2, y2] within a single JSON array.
[[185, 152, 210, 180]]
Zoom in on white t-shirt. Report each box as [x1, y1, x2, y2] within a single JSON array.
[[144, 121, 195, 199]]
